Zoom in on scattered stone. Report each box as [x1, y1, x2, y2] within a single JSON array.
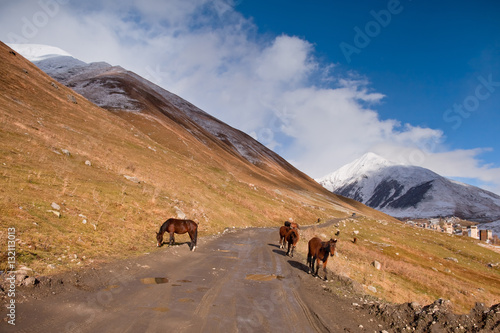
[[61, 149, 71, 156], [16, 274, 27, 283], [85, 160, 92, 166], [51, 202, 61, 211], [50, 81, 59, 90], [372, 260, 382, 270], [175, 206, 186, 219], [22, 276, 38, 287], [47, 210, 61, 218], [445, 257, 458, 263], [410, 302, 420, 310], [123, 175, 140, 183], [368, 285, 377, 293], [67, 94, 77, 104], [47, 264, 56, 270]]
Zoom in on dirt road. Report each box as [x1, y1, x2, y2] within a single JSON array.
[[2, 225, 386, 333]]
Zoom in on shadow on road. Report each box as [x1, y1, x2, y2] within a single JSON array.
[[268, 243, 308, 273], [287, 259, 308, 273], [272, 249, 287, 256], [159, 241, 192, 249]]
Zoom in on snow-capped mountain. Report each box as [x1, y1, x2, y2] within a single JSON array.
[[317, 152, 500, 222]]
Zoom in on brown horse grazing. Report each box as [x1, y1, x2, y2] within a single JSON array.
[[279, 225, 290, 249], [285, 228, 300, 257], [307, 237, 337, 280], [156, 218, 198, 251]]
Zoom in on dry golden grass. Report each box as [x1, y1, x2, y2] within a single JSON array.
[[296, 217, 500, 313]]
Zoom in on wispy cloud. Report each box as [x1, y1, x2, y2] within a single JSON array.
[[2, 0, 500, 194]]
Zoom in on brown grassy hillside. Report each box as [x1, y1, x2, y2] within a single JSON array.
[[0, 41, 388, 274]]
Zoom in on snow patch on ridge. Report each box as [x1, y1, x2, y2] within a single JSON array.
[[7, 43, 72, 62]]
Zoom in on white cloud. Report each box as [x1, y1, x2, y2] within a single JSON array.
[[1, 0, 500, 194]]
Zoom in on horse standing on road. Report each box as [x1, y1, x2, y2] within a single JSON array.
[[285, 228, 300, 257], [279, 225, 290, 249], [156, 218, 198, 251], [307, 237, 337, 280]]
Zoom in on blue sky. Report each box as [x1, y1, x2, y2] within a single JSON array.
[[238, 0, 500, 163], [1, 0, 500, 194]]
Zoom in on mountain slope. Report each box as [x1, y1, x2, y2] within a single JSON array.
[[23, 50, 314, 184], [317, 152, 500, 221], [0, 42, 399, 273]]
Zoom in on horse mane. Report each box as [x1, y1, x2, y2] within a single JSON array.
[[158, 219, 171, 234]]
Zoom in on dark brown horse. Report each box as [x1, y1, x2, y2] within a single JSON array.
[[307, 237, 337, 280], [285, 228, 300, 257], [156, 218, 198, 251], [279, 225, 290, 249]]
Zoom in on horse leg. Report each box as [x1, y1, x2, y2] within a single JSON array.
[[189, 229, 197, 251], [307, 253, 312, 274], [315, 258, 320, 277], [322, 261, 328, 281], [193, 228, 198, 251], [169, 232, 175, 246]]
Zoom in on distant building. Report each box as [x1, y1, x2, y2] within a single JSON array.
[[480, 229, 493, 242], [468, 226, 479, 239], [443, 223, 453, 234]]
